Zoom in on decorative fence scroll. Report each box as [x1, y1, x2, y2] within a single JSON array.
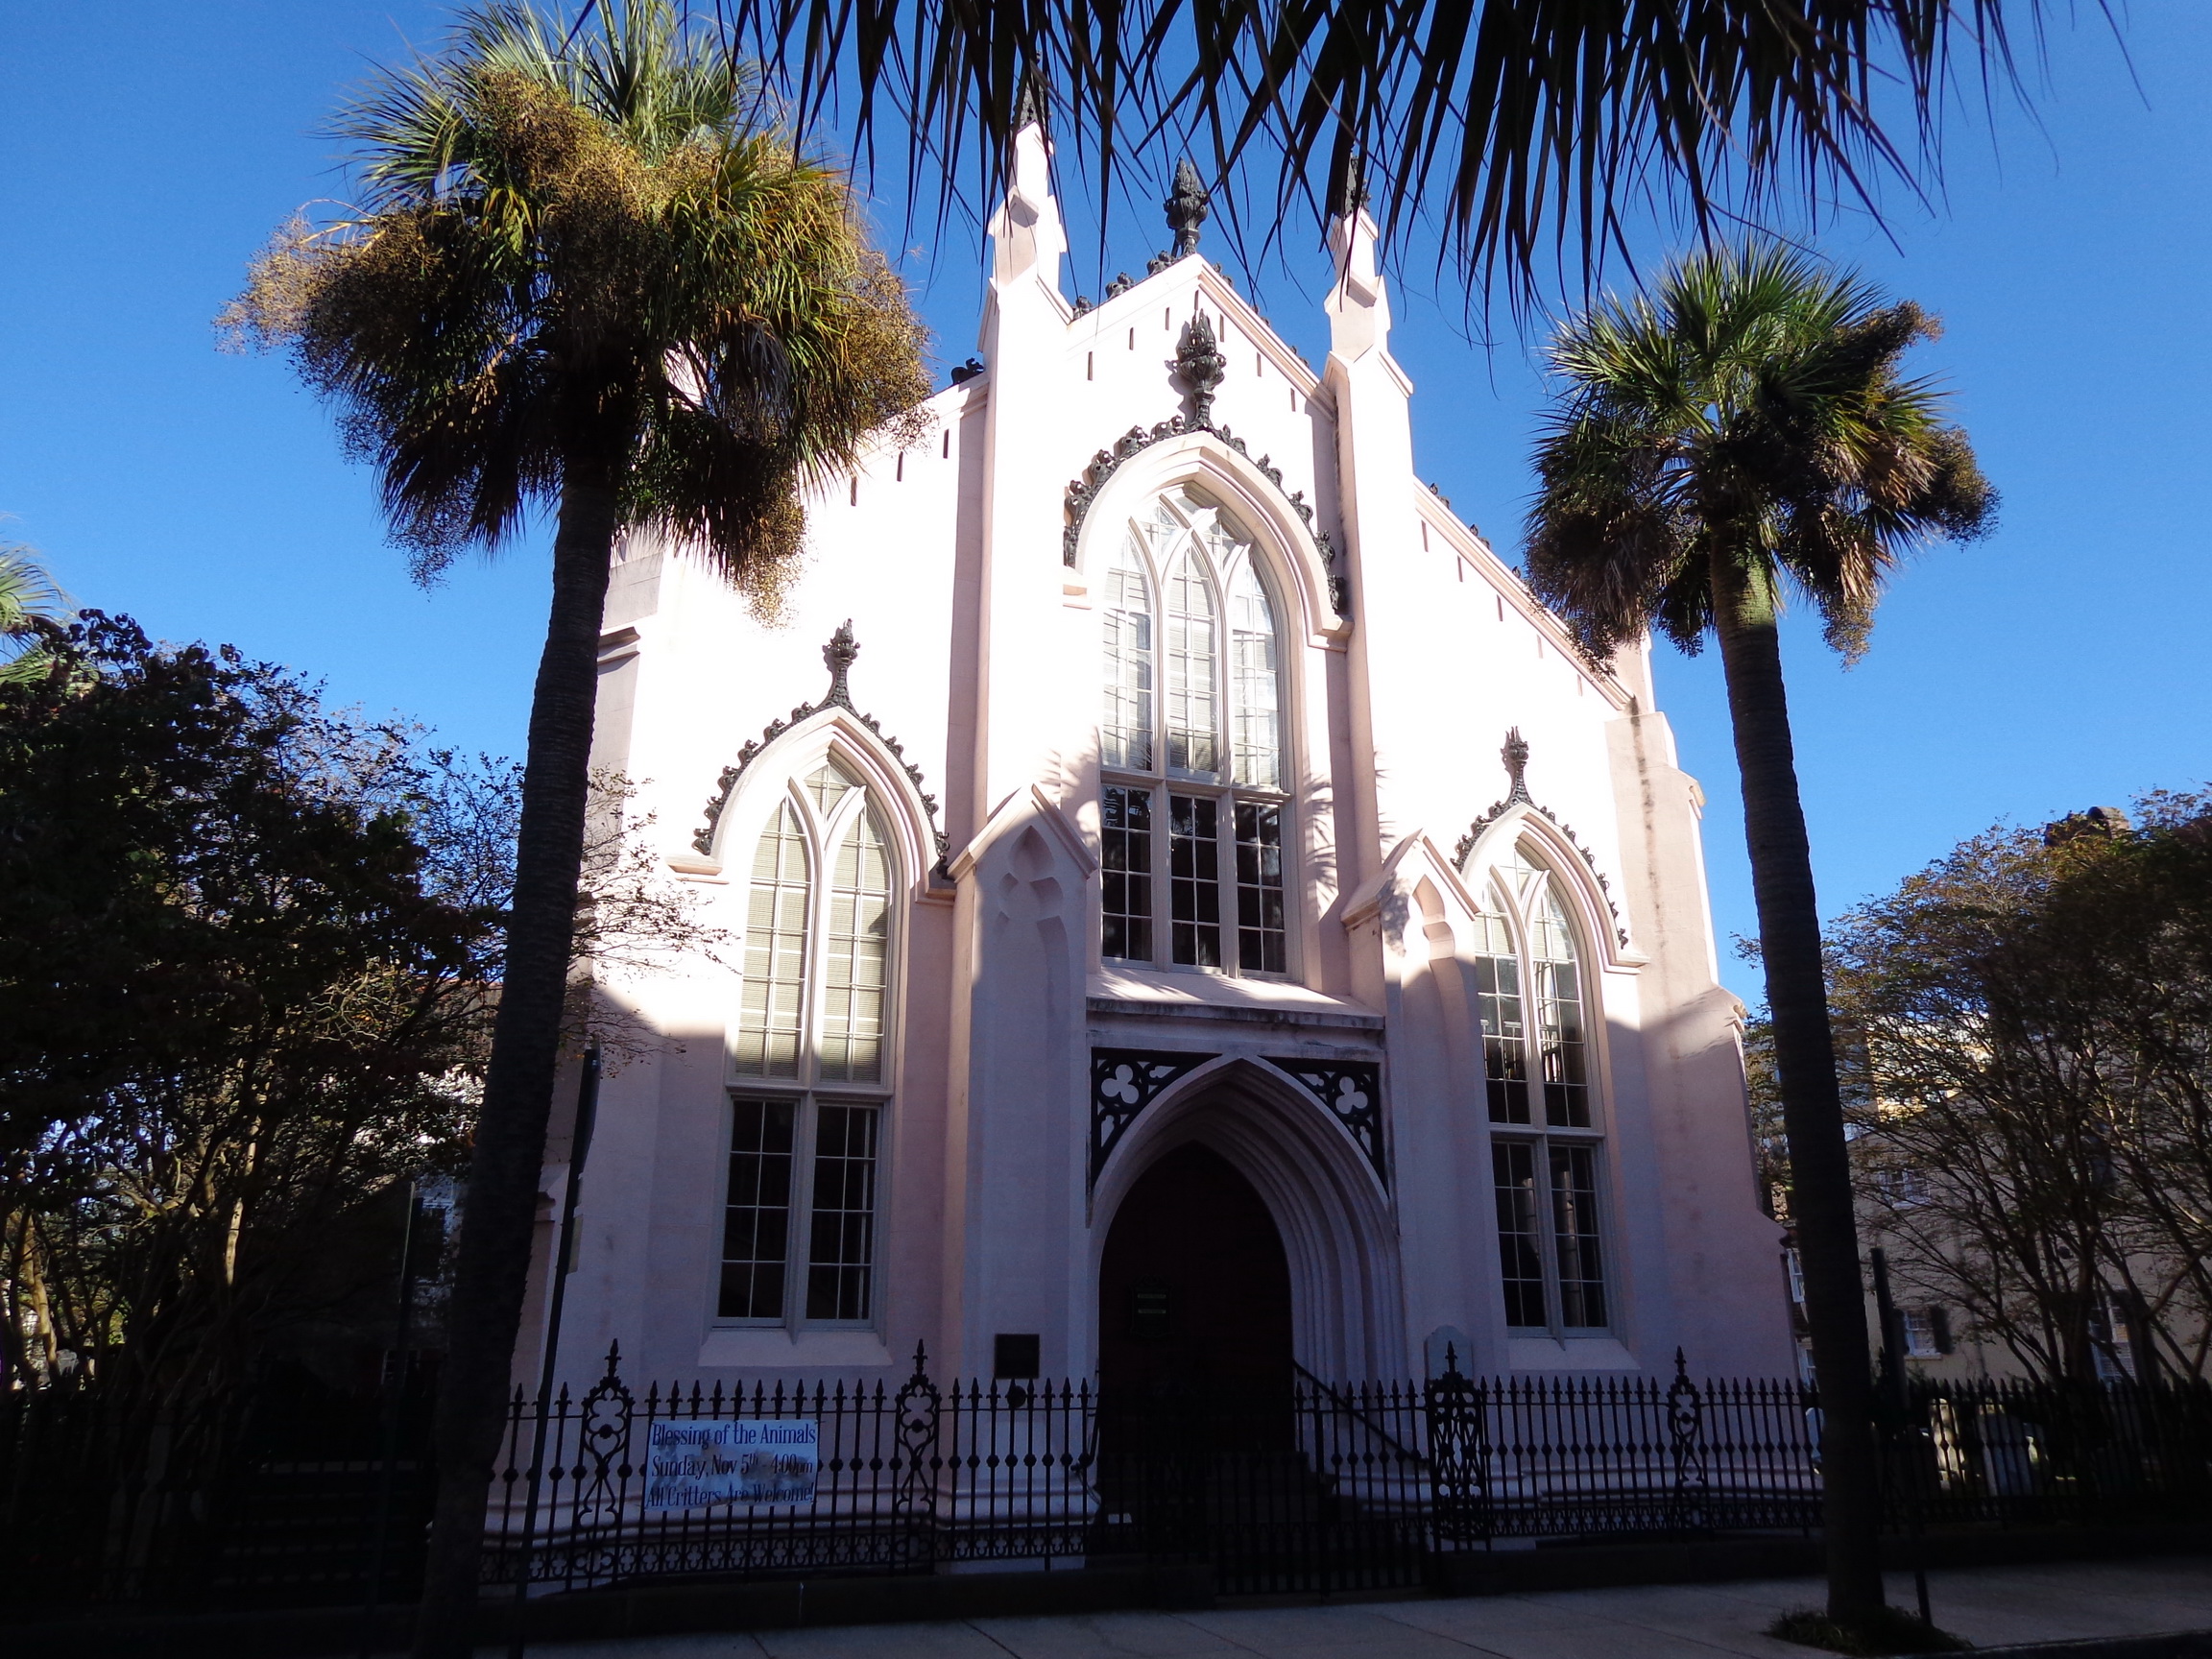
[[12, 1351, 2212, 1611], [472, 1348, 2212, 1599]]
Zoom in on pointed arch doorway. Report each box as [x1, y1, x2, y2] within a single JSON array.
[[1097, 1142, 1294, 1394]]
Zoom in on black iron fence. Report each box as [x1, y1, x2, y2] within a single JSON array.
[[0, 1359, 436, 1613], [11, 1349, 2212, 1612], [1881, 1374, 2212, 1531]]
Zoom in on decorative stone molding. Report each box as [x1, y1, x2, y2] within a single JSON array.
[[1090, 1047, 1217, 1187], [1263, 1059, 1386, 1185], [1454, 730, 1629, 950], [692, 622, 950, 877], [1060, 418, 1349, 618]]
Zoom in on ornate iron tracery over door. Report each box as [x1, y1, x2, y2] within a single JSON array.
[[1262, 1058, 1386, 1185], [1090, 1047, 1217, 1186]]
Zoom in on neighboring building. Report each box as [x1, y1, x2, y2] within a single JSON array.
[[520, 110, 1793, 1396]]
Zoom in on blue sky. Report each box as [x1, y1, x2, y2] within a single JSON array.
[[2, 5, 2205, 997]]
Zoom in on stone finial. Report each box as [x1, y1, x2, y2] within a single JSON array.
[[1011, 64, 1048, 136], [1503, 728, 1532, 805], [1166, 157, 1210, 257], [1174, 313, 1227, 428], [1329, 146, 1370, 218], [824, 620, 858, 709]]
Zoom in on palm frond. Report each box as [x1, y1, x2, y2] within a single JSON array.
[[0, 546, 74, 685], [728, 0, 2050, 304]]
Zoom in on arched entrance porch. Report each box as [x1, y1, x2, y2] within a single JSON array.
[[1089, 1059, 1407, 1383], [1097, 1142, 1294, 1393]]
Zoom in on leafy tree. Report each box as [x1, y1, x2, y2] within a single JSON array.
[[1524, 243, 1995, 1625], [0, 614, 499, 1401], [0, 617, 727, 1405], [1833, 793, 2212, 1382], [224, 7, 929, 1647]]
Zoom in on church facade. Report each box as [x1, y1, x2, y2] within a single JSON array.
[[532, 114, 1794, 1396]]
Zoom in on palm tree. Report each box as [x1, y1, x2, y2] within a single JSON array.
[[0, 547, 70, 684], [226, 6, 929, 1651], [733, 0, 2047, 299], [1524, 243, 1994, 1628]]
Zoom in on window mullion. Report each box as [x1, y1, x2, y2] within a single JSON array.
[[1214, 576, 1232, 789], [1216, 792, 1238, 978], [1152, 783, 1170, 967], [1530, 936, 1561, 1338], [786, 1094, 818, 1334], [1539, 1131, 1565, 1339], [803, 840, 826, 1092]]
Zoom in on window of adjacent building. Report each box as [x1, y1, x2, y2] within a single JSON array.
[[1476, 844, 1612, 1334], [1903, 1305, 1953, 1358], [1872, 1166, 1929, 1207], [722, 759, 895, 1329], [1098, 490, 1289, 977]]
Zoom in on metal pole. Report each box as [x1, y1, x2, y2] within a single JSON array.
[[1870, 1248, 1933, 1627], [506, 1048, 600, 1659], [358, 1179, 423, 1659]]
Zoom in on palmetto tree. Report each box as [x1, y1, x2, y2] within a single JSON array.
[[0, 547, 70, 685], [1525, 243, 1994, 1625], [227, 5, 929, 1650]]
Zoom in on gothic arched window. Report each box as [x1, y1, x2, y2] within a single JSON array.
[[1099, 490, 1288, 976], [1476, 844, 1609, 1334], [722, 758, 896, 1329]]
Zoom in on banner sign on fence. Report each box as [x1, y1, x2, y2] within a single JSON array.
[[643, 1419, 819, 1509]]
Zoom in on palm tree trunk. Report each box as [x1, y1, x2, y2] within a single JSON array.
[[413, 463, 618, 1659], [1709, 548, 1886, 1623]]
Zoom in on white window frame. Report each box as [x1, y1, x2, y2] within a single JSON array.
[[1098, 490, 1295, 981], [718, 757, 899, 1334], [1475, 844, 1616, 1338], [1901, 1306, 1944, 1358], [1491, 1131, 1613, 1337]]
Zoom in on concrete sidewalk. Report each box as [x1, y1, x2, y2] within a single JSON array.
[[494, 1556, 2212, 1659]]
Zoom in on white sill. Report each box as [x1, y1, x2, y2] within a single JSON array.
[[1092, 962, 1373, 1017], [1506, 1334, 1639, 1372], [698, 1328, 894, 1370]]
